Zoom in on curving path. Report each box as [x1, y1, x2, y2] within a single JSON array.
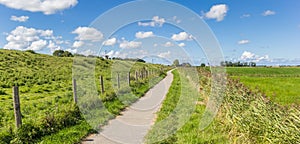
[[82, 70, 174, 144]]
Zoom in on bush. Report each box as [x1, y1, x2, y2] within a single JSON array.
[[25, 50, 36, 54], [13, 123, 41, 144]]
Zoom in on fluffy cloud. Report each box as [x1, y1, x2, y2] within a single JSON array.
[[119, 40, 142, 49], [135, 31, 154, 39], [241, 14, 250, 18], [262, 10, 276, 16], [48, 40, 61, 52], [28, 39, 47, 50], [72, 41, 84, 48], [138, 16, 165, 27], [205, 4, 228, 22], [238, 40, 250, 45], [72, 27, 103, 42], [0, 0, 78, 15], [158, 51, 171, 58], [10, 15, 29, 22], [3, 26, 63, 52], [171, 32, 193, 41], [163, 42, 174, 47], [240, 51, 269, 62], [103, 37, 117, 46], [172, 16, 181, 24], [178, 42, 185, 47]]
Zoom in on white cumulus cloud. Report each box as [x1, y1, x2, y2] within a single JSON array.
[[3, 26, 63, 52], [72, 41, 84, 48], [163, 42, 174, 47], [138, 16, 166, 27], [103, 37, 117, 46], [10, 15, 29, 22], [262, 10, 276, 16], [0, 0, 78, 15], [238, 40, 250, 45], [28, 39, 47, 51], [135, 31, 154, 39], [178, 42, 185, 47], [241, 14, 250, 18], [205, 4, 228, 22], [171, 32, 193, 41], [119, 40, 142, 49], [240, 51, 270, 63], [158, 51, 171, 58], [72, 27, 103, 42]]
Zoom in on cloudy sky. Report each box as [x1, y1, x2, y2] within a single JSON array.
[[0, 0, 299, 65]]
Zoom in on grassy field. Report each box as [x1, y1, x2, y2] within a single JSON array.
[[145, 69, 228, 144], [0, 49, 167, 143], [146, 67, 300, 143], [226, 67, 300, 105]]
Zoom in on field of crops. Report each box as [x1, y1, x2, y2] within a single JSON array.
[[0, 49, 167, 143], [146, 67, 300, 143], [226, 67, 300, 105]]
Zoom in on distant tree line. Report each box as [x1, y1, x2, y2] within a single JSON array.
[[220, 61, 256, 67]]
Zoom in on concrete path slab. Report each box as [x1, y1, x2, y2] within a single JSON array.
[[82, 70, 173, 144]]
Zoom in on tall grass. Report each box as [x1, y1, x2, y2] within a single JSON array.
[[145, 67, 300, 143]]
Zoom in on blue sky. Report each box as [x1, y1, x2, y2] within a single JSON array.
[[0, 0, 299, 65]]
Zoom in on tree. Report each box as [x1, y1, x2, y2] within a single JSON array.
[[53, 50, 73, 57], [173, 59, 180, 66], [250, 62, 256, 67], [53, 50, 65, 57], [181, 63, 191, 67], [200, 63, 206, 67], [62, 51, 73, 57], [137, 59, 146, 63]]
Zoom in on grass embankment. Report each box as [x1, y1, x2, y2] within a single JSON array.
[[0, 49, 167, 143], [146, 67, 300, 143], [145, 68, 228, 143], [227, 67, 300, 105]]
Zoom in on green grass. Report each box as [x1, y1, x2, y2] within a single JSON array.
[[146, 67, 300, 144], [0, 49, 167, 143], [227, 67, 300, 105], [145, 69, 228, 144]]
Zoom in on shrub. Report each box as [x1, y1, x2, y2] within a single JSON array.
[[25, 50, 36, 54]]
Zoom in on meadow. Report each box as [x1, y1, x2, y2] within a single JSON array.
[[146, 67, 300, 143], [0, 49, 167, 143], [226, 67, 300, 105]]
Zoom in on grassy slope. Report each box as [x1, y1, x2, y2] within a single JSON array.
[[0, 49, 167, 143], [146, 67, 300, 144], [226, 67, 300, 105]]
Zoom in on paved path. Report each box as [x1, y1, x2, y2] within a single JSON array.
[[82, 70, 174, 144]]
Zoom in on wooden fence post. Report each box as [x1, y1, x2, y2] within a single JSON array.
[[72, 79, 77, 104], [128, 72, 131, 85], [117, 73, 120, 89], [100, 75, 104, 93], [141, 71, 144, 79], [135, 71, 138, 81], [12, 86, 22, 128]]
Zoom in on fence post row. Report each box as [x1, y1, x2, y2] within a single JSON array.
[[12, 86, 22, 129], [72, 79, 77, 104]]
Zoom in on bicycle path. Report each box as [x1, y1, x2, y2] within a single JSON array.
[[82, 70, 174, 144]]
